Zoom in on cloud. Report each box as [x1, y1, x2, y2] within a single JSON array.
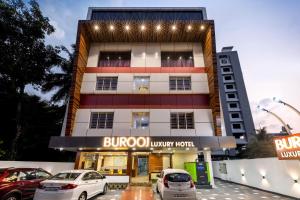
[[49, 20, 65, 40]]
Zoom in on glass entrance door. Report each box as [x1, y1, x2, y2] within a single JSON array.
[[137, 156, 148, 176]]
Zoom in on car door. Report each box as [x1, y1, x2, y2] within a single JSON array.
[[18, 170, 38, 199], [81, 172, 98, 197], [92, 172, 104, 194]]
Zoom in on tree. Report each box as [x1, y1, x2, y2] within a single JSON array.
[[0, 0, 61, 159], [42, 45, 75, 103], [238, 127, 277, 159]]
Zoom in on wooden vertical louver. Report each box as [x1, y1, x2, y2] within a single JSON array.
[[202, 22, 222, 136], [65, 22, 90, 136]]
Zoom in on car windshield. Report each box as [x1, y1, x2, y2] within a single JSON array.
[[166, 173, 191, 182], [50, 173, 81, 180]]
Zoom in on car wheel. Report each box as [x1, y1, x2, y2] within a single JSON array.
[[78, 192, 87, 200], [5, 194, 19, 200], [101, 184, 108, 194]]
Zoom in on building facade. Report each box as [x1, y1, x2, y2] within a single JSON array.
[[50, 7, 236, 186], [217, 47, 255, 148]]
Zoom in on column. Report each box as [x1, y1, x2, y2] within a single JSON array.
[[204, 149, 215, 188]]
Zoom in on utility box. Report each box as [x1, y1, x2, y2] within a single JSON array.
[[184, 161, 212, 189]]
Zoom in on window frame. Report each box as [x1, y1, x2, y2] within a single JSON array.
[[169, 76, 192, 91], [96, 76, 118, 91], [89, 112, 114, 129], [170, 112, 194, 129]]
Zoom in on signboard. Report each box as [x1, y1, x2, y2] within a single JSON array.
[[273, 133, 300, 160], [103, 137, 195, 148]]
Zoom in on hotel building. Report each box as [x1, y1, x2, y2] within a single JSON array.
[[50, 7, 236, 186]]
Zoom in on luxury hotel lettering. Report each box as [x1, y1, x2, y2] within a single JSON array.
[[273, 133, 300, 160], [103, 137, 195, 148]]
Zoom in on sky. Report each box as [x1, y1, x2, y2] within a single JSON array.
[[37, 0, 300, 133]]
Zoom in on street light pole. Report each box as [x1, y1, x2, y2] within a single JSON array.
[[257, 106, 292, 135], [273, 97, 300, 117]]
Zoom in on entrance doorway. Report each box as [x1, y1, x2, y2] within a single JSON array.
[[131, 153, 149, 183]]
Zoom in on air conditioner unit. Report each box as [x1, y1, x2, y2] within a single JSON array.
[[220, 58, 231, 66]]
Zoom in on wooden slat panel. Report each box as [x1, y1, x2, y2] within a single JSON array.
[[202, 22, 221, 136], [65, 23, 91, 136], [149, 154, 163, 173]]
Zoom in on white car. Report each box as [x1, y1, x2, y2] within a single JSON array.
[[156, 169, 196, 200], [33, 170, 108, 200]]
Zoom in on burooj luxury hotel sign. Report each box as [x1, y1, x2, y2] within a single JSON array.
[[273, 133, 300, 160], [103, 137, 195, 148]]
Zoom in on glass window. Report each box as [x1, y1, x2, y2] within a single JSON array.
[[90, 112, 114, 129], [132, 112, 150, 129], [82, 172, 95, 181], [222, 67, 232, 73], [50, 173, 81, 180], [231, 113, 241, 119], [98, 51, 131, 67], [227, 93, 237, 99], [223, 75, 234, 81], [169, 76, 191, 90], [161, 51, 194, 67], [3, 171, 19, 182], [133, 76, 150, 93], [96, 77, 118, 90], [36, 170, 51, 179], [232, 123, 243, 129], [225, 84, 235, 90], [171, 112, 194, 129], [166, 173, 191, 182], [228, 102, 239, 109]]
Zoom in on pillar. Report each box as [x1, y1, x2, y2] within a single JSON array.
[[204, 149, 215, 188]]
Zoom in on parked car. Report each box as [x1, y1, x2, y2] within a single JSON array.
[[156, 169, 196, 200], [0, 167, 52, 200], [34, 170, 108, 200]]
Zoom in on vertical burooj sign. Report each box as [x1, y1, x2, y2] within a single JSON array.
[[273, 133, 300, 160]]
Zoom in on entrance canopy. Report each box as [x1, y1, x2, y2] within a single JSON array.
[[49, 136, 236, 151]]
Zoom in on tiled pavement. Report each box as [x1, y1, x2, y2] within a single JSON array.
[[92, 179, 296, 200]]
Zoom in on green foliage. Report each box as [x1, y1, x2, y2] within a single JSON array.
[[0, 140, 6, 158], [238, 127, 277, 159], [42, 45, 75, 103]]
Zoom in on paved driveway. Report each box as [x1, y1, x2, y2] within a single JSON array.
[[92, 179, 296, 200]]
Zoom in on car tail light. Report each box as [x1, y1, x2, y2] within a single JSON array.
[[38, 183, 45, 189], [61, 184, 78, 190], [163, 176, 169, 188]]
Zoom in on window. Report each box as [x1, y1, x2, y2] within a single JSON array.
[[161, 51, 194, 67], [96, 77, 118, 90], [82, 172, 95, 181], [222, 67, 232, 73], [50, 173, 81, 180], [90, 112, 114, 129], [133, 76, 150, 92], [223, 75, 234, 82], [224, 84, 235, 90], [3, 171, 19, 182], [169, 76, 191, 90], [36, 170, 51, 179], [219, 55, 231, 66], [230, 113, 241, 119], [98, 51, 131, 67], [232, 123, 243, 130], [226, 93, 238, 99], [171, 112, 194, 129], [228, 102, 240, 110], [132, 112, 149, 129]]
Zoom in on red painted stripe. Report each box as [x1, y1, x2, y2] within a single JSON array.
[[85, 67, 207, 73], [79, 94, 210, 109]]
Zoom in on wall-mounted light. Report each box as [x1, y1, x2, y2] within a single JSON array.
[[125, 25, 130, 31], [59, 147, 64, 151], [200, 25, 205, 30], [187, 25, 192, 31], [96, 148, 100, 151], [171, 25, 177, 31], [94, 25, 99, 30], [109, 25, 115, 31], [140, 25, 146, 31], [156, 25, 161, 31], [78, 147, 83, 151], [132, 147, 136, 151]]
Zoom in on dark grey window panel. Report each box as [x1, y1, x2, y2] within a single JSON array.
[[90, 112, 114, 129]]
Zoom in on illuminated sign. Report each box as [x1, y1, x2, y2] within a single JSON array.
[[103, 137, 195, 148], [273, 133, 300, 160]]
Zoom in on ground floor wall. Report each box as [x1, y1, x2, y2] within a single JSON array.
[[0, 161, 74, 175], [212, 158, 300, 198]]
